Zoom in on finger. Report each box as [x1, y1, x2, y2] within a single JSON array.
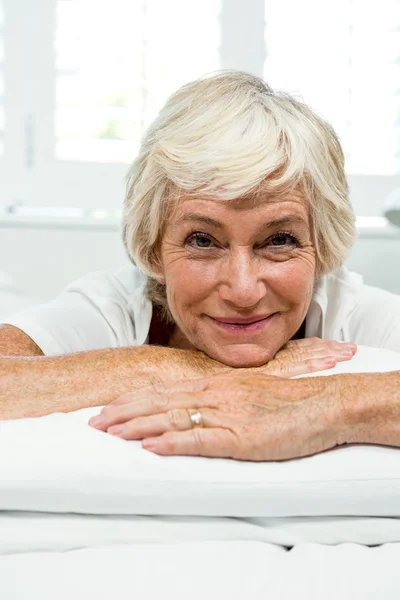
[[275, 342, 356, 362], [325, 340, 357, 355], [276, 340, 354, 358], [107, 407, 217, 440], [141, 427, 238, 458], [280, 338, 356, 354], [267, 356, 337, 379], [89, 391, 218, 431], [281, 336, 323, 350], [281, 349, 353, 364]]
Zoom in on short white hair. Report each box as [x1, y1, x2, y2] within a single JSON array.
[[122, 70, 355, 317]]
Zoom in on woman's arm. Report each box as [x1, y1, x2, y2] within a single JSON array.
[[0, 325, 227, 420], [337, 370, 400, 448], [88, 369, 400, 460], [0, 325, 356, 422]]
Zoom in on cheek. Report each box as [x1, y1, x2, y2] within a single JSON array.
[[165, 259, 219, 310], [270, 259, 315, 306]]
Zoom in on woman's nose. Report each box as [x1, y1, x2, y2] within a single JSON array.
[[218, 252, 266, 308]]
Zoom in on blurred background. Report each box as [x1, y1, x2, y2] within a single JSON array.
[[0, 0, 400, 316]]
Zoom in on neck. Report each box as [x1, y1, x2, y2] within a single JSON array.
[[148, 305, 194, 349]]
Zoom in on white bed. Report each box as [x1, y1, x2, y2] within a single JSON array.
[[2, 346, 400, 599]]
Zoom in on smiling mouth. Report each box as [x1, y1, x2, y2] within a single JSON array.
[[209, 314, 274, 333]]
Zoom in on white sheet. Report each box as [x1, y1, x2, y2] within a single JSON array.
[[3, 511, 400, 554], [2, 541, 400, 600]]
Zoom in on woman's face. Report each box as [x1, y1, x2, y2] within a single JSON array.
[[156, 192, 316, 367]]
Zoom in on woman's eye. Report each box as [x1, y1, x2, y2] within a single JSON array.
[[269, 232, 298, 247], [187, 233, 215, 248]]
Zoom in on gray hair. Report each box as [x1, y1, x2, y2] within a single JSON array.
[[122, 70, 356, 320]]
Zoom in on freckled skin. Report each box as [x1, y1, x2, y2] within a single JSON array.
[[155, 194, 316, 367]]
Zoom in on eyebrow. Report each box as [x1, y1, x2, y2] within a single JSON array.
[[176, 214, 224, 228], [175, 213, 308, 230]]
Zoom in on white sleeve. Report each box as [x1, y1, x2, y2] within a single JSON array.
[[2, 265, 150, 356]]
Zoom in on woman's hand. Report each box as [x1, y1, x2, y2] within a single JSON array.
[[253, 337, 357, 378], [88, 369, 356, 461]]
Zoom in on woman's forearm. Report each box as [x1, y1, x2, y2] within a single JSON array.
[[336, 370, 400, 447], [0, 346, 227, 420]]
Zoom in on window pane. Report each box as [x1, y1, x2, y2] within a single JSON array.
[[264, 0, 400, 176], [55, 0, 221, 163], [0, 1, 4, 157]]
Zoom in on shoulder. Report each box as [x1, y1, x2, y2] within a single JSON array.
[[63, 263, 148, 299], [321, 266, 400, 350], [308, 266, 400, 351], [3, 264, 152, 355], [325, 266, 400, 314]]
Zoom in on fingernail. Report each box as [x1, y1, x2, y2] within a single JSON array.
[[108, 425, 125, 436], [89, 416, 105, 428]]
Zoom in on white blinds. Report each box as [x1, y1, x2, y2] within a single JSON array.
[[264, 0, 400, 176], [55, 0, 221, 163], [0, 2, 4, 157]]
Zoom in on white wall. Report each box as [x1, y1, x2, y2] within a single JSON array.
[[346, 236, 400, 295], [0, 219, 126, 304]]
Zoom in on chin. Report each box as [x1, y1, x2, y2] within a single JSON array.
[[208, 345, 276, 368]]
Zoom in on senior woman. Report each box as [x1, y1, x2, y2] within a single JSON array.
[[1, 71, 400, 461]]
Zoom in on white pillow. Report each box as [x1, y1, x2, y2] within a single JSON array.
[[1, 345, 400, 518]]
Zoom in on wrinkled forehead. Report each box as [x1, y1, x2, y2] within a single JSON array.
[[168, 189, 310, 226]]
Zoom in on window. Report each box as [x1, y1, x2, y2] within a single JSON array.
[[0, 0, 221, 210], [0, 1, 4, 157], [55, 0, 221, 164], [264, 0, 400, 177]]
